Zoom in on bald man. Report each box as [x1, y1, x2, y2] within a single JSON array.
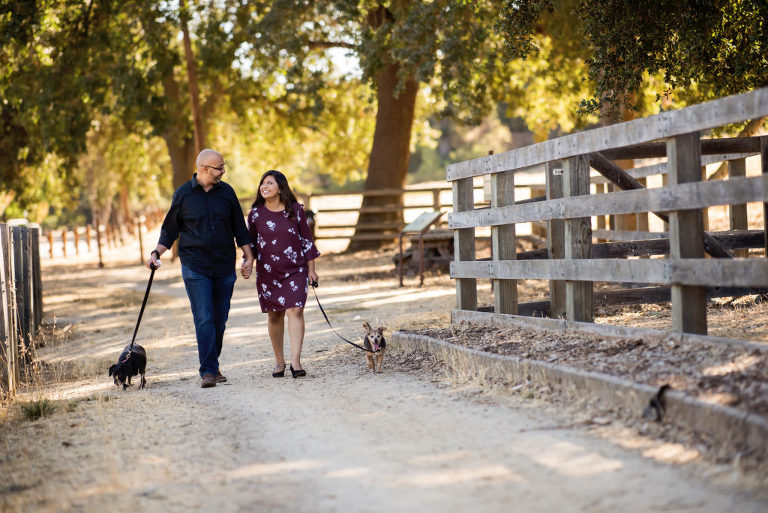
[[147, 149, 255, 388]]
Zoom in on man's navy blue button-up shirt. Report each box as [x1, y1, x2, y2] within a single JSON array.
[[158, 174, 251, 277]]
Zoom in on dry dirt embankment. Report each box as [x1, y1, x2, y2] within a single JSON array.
[[1, 250, 767, 513]]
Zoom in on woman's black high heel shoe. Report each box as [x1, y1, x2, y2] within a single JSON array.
[[272, 363, 286, 378], [289, 364, 306, 378]]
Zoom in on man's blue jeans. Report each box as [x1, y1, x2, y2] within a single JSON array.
[[181, 266, 237, 377]]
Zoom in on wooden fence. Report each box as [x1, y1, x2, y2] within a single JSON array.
[[447, 87, 768, 337], [0, 222, 43, 396], [43, 208, 165, 266], [297, 186, 487, 243]]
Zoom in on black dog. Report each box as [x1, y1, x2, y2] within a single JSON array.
[[108, 344, 147, 390]]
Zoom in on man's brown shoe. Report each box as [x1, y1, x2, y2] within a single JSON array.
[[201, 374, 216, 388], [214, 371, 227, 383]]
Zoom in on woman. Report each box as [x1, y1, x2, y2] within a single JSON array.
[[247, 170, 320, 378]]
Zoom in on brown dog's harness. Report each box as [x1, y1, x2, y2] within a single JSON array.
[[310, 281, 374, 353]]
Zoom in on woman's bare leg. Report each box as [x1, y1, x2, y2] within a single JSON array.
[[267, 311, 286, 370], [285, 307, 305, 370]]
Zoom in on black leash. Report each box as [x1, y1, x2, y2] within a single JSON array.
[[310, 281, 373, 352], [130, 263, 157, 350]]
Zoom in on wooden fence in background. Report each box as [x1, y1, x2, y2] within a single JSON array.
[[447, 87, 768, 337], [240, 187, 494, 245], [42, 208, 165, 266], [0, 222, 43, 396]]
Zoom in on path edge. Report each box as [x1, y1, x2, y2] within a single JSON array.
[[390, 331, 768, 461]]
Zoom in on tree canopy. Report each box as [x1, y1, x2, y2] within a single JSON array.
[[497, 0, 768, 115], [7, 0, 765, 242]]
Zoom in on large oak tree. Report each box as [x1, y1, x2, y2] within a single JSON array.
[[244, 1, 514, 250]]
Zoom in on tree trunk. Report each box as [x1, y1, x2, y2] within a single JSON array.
[[179, 0, 205, 155], [163, 133, 196, 190], [162, 132, 195, 260], [119, 185, 131, 224], [346, 61, 419, 252], [0, 190, 15, 218]]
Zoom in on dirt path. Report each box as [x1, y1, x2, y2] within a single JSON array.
[[2, 250, 767, 512]]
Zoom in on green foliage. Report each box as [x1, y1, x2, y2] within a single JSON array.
[[497, 0, 768, 116], [578, 0, 768, 115], [0, 0, 116, 178], [246, 1, 518, 125], [496, 0, 557, 61], [502, 34, 597, 140], [3, 0, 617, 227]]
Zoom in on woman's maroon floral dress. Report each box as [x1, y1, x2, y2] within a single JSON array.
[[247, 202, 320, 312]]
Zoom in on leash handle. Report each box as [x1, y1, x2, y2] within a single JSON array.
[[310, 282, 373, 353], [130, 264, 156, 349]]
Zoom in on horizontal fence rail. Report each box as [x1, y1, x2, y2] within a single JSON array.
[[590, 151, 759, 184], [448, 86, 768, 338], [300, 186, 486, 243], [447, 88, 768, 181], [451, 259, 768, 288], [449, 174, 768, 228]]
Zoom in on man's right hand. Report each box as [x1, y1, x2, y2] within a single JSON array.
[[146, 249, 162, 270]]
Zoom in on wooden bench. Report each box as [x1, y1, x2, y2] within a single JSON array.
[[397, 211, 445, 286]]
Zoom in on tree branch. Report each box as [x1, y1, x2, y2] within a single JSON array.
[[307, 40, 356, 50]]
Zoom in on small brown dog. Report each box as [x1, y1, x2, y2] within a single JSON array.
[[362, 322, 386, 373]]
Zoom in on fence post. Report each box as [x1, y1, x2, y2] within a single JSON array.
[[452, 177, 477, 311], [0, 224, 13, 395], [491, 170, 517, 314], [61, 228, 67, 257], [47, 231, 54, 259], [635, 177, 649, 236], [5, 226, 19, 390], [11, 226, 31, 365], [564, 155, 593, 322], [728, 158, 748, 257], [761, 136, 768, 257], [96, 222, 104, 268], [30, 226, 43, 330], [593, 182, 606, 243], [22, 227, 34, 345], [137, 216, 145, 263], [74, 227, 80, 255], [668, 132, 707, 334], [546, 160, 566, 318]]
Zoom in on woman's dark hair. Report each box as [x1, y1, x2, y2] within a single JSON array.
[[252, 170, 299, 218]]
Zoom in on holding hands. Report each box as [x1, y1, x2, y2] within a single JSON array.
[[241, 256, 255, 279]]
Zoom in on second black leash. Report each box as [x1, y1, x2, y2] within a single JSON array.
[[130, 263, 157, 350], [310, 281, 373, 353]]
